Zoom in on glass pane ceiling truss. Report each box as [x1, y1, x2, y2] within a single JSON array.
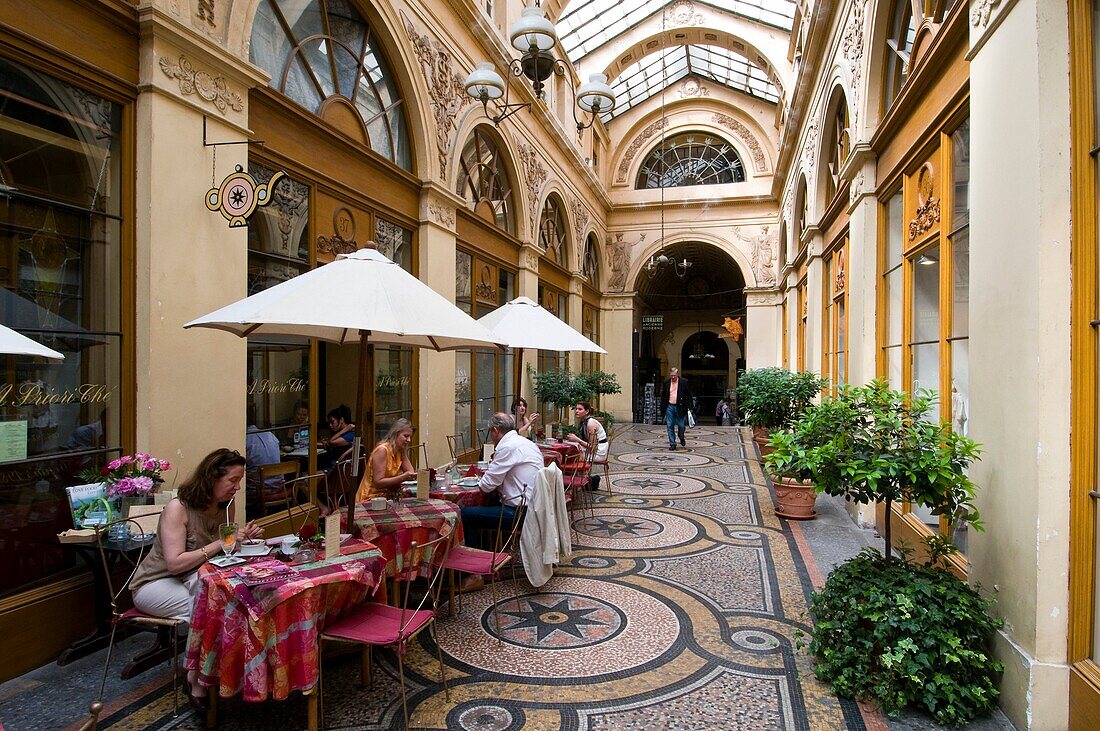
[[557, 0, 795, 62], [604, 45, 780, 121]]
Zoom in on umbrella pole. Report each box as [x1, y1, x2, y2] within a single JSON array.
[[349, 329, 373, 530], [514, 346, 523, 412]]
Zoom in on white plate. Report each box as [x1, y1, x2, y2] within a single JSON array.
[[239, 543, 272, 557], [209, 555, 246, 568]]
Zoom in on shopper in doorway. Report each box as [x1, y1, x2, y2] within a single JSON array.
[[661, 367, 693, 450]]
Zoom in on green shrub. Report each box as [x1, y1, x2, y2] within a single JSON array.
[[735, 367, 825, 430], [809, 548, 1003, 726]]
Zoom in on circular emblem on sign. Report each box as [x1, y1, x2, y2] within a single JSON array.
[[206, 165, 284, 227], [333, 207, 355, 241], [916, 162, 935, 206]]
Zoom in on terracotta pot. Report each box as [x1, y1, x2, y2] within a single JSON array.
[[772, 476, 817, 520], [753, 435, 775, 457]]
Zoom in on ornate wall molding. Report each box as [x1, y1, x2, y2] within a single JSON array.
[[518, 142, 548, 236], [678, 78, 709, 99], [908, 163, 941, 240], [521, 247, 540, 271], [841, 0, 866, 125], [158, 55, 243, 113], [663, 0, 705, 26], [401, 13, 471, 182], [608, 232, 645, 292], [616, 118, 670, 183], [801, 119, 819, 174], [849, 170, 865, 204], [606, 295, 634, 310], [710, 113, 767, 173], [569, 199, 590, 252], [428, 199, 455, 228], [970, 0, 1002, 27]]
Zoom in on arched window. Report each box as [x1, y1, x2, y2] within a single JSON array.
[[884, 0, 917, 108], [456, 127, 515, 234], [249, 0, 411, 170], [583, 232, 600, 284], [538, 196, 568, 268], [824, 90, 850, 205], [635, 132, 746, 189]]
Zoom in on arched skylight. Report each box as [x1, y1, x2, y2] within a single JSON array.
[[605, 46, 779, 121], [557, 0, 796, 63]]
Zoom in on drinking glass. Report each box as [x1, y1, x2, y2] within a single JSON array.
[[220, 523, 238, 556]]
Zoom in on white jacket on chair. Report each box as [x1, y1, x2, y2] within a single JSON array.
[[520, 462, 571, 587]]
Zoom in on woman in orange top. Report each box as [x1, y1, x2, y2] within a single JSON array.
[[355, 418, 417, 502]]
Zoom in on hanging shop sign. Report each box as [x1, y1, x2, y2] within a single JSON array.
[[206, 165, 285, 227], [720, 316, 744, 342], [641, 315, 664, 331]]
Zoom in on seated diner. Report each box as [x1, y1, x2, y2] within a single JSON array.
[[564, 401, 608, 491], [355, 418, 417, 502], [130, 447, 263, 709]]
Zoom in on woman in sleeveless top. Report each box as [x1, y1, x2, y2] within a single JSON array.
[[130, 448, 262, 709], [356, 418, 417, 502], [566, 401, 609, 491]]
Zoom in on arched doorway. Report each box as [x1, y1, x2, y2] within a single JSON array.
[[633, 241, 746, 422]]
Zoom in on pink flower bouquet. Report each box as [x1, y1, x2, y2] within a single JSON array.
[[101, 452, 171, 499]]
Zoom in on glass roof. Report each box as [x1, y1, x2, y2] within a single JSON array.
[[603, 45, 780, 121], [557, 0, 796, 63]]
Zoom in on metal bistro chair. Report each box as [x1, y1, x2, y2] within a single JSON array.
[[318, 533, 453, 731], [589, 424, 618, 497], [439, 493, 527, 641], [408, 442, 429, 471], [562, 439, 599, 525], [445, 433, 467, 465], [81, 518, 186, 731]]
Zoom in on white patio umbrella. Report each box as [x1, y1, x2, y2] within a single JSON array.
[[476, 295, 606, 407], [185, 245, 506, 520], [0, 323, 65, 360]]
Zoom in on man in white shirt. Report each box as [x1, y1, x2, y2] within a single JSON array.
[[459, 412, 542, 591]]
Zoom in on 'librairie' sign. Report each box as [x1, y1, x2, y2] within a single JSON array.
[[641, 315, 664, 331]]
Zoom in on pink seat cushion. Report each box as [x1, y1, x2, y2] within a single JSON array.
[[322, 603, 435, 645], [441, 544, 511, 575], [121, 607, 152, 620]]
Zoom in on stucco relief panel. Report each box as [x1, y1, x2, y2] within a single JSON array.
[[616, 119, 670, 183], [158, 54, 244, 114], [710, 113, 768, 173]]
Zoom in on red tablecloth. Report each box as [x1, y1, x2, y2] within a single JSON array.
[[184, 539, 386, 702], [402, 483, 487, 508], [342, 498, 463, 578]]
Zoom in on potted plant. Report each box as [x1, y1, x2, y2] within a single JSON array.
[[736, 368, 825, 455], [530, 368, 621, 430], [84, 452, 172, 517], [778, 380, 999, 724]]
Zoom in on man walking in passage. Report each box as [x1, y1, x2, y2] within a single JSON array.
[[661, 367, 693, 450]]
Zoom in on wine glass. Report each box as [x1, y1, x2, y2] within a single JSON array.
[[220, 523, 238, 557]]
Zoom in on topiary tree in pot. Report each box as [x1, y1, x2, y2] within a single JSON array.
[[774, 379, 999, 725], [736, 368, 825, 454]]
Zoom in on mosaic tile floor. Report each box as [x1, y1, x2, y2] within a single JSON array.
[[4, 425, 877, 730]]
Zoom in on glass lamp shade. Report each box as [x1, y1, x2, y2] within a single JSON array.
[[464, 62, 506, 100], [510, 6, 557, 53], [577, 73, 615, 114]]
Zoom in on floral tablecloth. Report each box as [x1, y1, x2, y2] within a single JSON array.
[[184, 539, 386, 702], [342, 498, 463, 578]]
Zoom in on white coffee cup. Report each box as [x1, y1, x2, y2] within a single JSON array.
[[281, 536, 298, 555], [370, 497, 386, 511]]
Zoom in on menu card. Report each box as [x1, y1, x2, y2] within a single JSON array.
[[324, 513, 341, 557], [416, 469, 430, 499]]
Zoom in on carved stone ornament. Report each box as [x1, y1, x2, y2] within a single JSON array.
[[518, 143, 548, 235], [908, 163, 941, 241], [570, 199, 590, 250], [607, 232, 644, 292], [428, 199, 455, 228], [971, 0, 1002, 28], [678, 78, 709, 99], [734, 226, 777, 287], [616, 119, 670, 182], [401, 12, 471, 181], [196, 0, 216, 30], [801, 119, 819, 173], [710, 113, 767, 173], [849, 170, 865, 204], [522, 247, 540, 271], [607, 296, 633, 310], [835, 251, 846, 292], [158, 55, 243, 113], [841, 0, 866, 125], [317, 207, 358, 255], [663, 0, 704, 26]]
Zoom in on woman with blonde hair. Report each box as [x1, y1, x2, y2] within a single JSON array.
[[355, 418, 417, 502]]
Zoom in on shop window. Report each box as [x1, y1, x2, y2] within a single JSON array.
[[536, 283, 568, 419], [538, 196, 568, 268], [454, 251, 515, 454], [373, 218, 415, 441], [249, 0, 412, 170], [796, 276, 807, 371], [581, 303, 600, 373], [878, 116, 971, 555], [582, 232, 600, 285], [0, 58, 124, 598], [456, 127, 515, 234], [824, 90, 850, 205], [822, 237, 848, 389], [635, 131, 745, 189]]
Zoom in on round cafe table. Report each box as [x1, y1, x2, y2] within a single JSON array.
[[341, 497, 463, 579], [402, 478, 487, 508]]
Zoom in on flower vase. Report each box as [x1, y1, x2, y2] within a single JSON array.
[[121, 495, 152, 518]]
